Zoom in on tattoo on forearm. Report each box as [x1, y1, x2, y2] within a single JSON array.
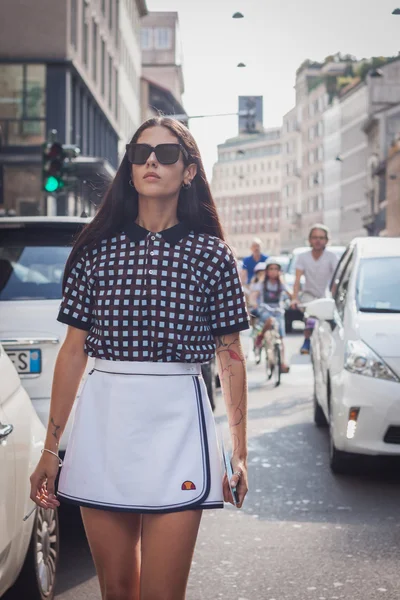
[[215, 335, 247, 442], [50, 417, 61, 441]]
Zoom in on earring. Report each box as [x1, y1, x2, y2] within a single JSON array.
[[182, 181, 192, 189], [129, 179, 135, 188]]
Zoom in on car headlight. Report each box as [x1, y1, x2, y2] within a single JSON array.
[[344, 340, 399, 382]]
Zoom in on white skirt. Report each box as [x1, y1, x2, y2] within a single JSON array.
[[58, 359, 224, 513]]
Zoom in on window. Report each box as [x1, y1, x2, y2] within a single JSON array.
[[357, 257, 400, 312], [0, 227, 73, 300], [154, 28, 172, 49], [25, 65, 46, 119], [108, 55, 113, 108], [330, 248, 353, 298], [335, 256, 354, 319], [141, 28, 153, 49], [0, 64, 46, 144], [70, 0, 77, 48], [101, 40, 106, 96], [82, 2, 88, 67], [92, 21, 98, 82], [115, 0, 120, 47], [108, 0, 113, 30], [114, 68, 118, 119]]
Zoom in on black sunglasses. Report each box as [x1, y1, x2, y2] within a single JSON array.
[[126, 143, 189, 165]]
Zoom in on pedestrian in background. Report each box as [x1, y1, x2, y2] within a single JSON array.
[[29, 117, 249, 600], [241, 238, 268, 285], [291, 224, 338, 354], [241, 238, 268, 309]]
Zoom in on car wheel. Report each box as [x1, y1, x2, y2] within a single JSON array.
[[10, 507, 59, 600], [313, 380, 328, 428]]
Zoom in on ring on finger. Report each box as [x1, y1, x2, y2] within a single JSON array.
[[233, 470, 242, 479]]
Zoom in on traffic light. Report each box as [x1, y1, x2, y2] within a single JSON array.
[[42, 142, 65, 193], [42, 142, 81, 193]]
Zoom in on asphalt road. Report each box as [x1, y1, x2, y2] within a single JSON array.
[[54, 332, 400, 600]]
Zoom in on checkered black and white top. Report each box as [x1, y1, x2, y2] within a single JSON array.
[[57, 221, 249, 362]]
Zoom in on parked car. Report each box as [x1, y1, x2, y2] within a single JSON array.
[[0, 343, 59, 599], [307, 237, 400, 474], [0, 217, 94, 455], [0, 217, 217, 432], [284, 245, 346, 332]]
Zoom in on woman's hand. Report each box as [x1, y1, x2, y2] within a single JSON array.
[[223, 456, 248, 509], [30, 453, 61, 510]]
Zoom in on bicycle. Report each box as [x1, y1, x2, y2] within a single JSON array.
[[251, 306, 282, 387]]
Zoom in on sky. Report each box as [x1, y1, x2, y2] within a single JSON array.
[[146, 0, 400, 178]]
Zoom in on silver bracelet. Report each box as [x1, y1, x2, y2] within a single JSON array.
[[41, 448, 63, 467]]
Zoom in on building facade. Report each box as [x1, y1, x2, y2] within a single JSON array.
[[0, 0, 147, 216], [211, 129, 282, 257], [140, 12, 187, 123], [323, 98, 342, 243], [363, 60, 400, 236], [338, 82, 368, 243], [280, 106, 303, 251]]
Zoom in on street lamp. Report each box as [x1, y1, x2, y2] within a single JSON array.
[[237, 62, 246, 68], [335, 155, 343, 162], [392, 7, 400, 14], [232, 11, 244, 18]]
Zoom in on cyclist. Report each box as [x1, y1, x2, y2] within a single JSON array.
[[251, 257, 291, 373], [291, 224, 339, 354]]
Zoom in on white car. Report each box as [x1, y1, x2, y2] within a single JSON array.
[[308, 237, 400, 474], [0, 343, 59, 599], [0, 216, 94, 454]]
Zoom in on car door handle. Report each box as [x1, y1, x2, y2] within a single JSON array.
[[0, 423, 13, 440]]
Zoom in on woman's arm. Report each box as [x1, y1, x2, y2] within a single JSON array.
[[30, 326, 89, 508], [215, 331, 248, 507]]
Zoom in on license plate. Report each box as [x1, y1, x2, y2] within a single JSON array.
[[6, 349, 42, 374]]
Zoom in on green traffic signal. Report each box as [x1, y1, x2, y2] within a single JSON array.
[[44, 175, 62, 192]]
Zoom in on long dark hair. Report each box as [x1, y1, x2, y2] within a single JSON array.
[[64, 116, 225, 285], [263, 265, 283, 295]]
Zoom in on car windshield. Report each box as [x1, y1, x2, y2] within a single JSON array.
[[287, 247, 345, 275], [357, 257, 400, 313], [0, 227, 75, 301]]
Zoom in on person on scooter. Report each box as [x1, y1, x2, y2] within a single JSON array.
[[251, 258, 291, 373]]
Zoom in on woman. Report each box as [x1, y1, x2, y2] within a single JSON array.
[[252, 257, 291, 373], [29, 117, 249, 600]]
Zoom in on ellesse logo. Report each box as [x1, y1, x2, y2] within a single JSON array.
[[181, 480, 196, 490]]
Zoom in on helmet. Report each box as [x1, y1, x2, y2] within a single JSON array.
[[264, 257, 282, 270], [254, 261, 267, 273]]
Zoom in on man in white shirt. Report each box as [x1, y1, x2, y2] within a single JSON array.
[[291, 224, 338, 354]]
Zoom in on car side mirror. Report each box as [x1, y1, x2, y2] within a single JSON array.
[[305, 298, 335, 321]]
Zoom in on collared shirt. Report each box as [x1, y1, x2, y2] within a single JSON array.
[[57, 222, 250, 363]]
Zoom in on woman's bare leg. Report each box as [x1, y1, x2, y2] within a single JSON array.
[[80, 507, 142, 600], [140, 509, 203, 600]]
